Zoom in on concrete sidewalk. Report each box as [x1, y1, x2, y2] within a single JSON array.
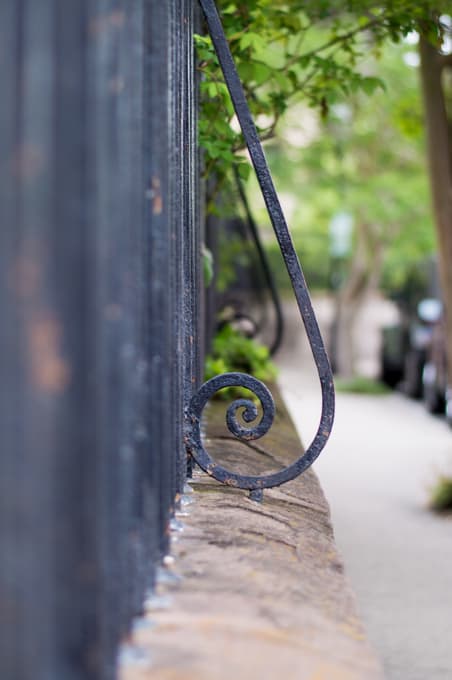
[[277, 297, 452, 680]]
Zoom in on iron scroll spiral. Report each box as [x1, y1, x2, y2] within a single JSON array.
[[186, 0, 335, 499]]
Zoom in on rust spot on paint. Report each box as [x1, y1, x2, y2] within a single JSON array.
[[8, 251, 41, 298], [89, 10, 125, 36], [104, 303, 122, 321], [149, 176, 163, 215], [29, 315, 71, 393], [108, 76, 125, 94], [109, 10, 126, 27], [11, 144, 45, 181]]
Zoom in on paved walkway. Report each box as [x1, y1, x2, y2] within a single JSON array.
[[277, 298, 452, 680]]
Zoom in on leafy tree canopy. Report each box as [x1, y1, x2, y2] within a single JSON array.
[[197, 0, 449, 206], [251, 34, 438, 296]]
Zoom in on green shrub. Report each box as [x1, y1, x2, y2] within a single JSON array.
[[205, 324, 277, 400], [429, 476, 452, 513], [335, 376, 390, 395]]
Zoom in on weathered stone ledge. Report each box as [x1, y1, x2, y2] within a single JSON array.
[[121, 384, 384, 680]]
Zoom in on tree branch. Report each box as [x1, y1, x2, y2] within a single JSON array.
[[295, 17, 382, 63]]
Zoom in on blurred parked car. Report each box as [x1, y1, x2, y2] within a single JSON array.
[[422, 312, 452, 426], [380, 297, 442, 398], [381, 295, 452, 426]]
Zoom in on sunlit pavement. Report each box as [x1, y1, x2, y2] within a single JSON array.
[[277, 298, 452, 680]]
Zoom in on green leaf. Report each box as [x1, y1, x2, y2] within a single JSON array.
[[237, 162, 251, 181], [202, 244, 214, 287], [360, 76, 385, 95]]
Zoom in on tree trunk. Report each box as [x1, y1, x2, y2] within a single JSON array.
[[332, 222, 384, 378], [419, 37, 452, 385]]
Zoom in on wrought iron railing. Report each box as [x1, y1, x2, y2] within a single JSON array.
[[233, 166, 285, 357], [0, 1, 334, 678], [185, 0, 335, 502]]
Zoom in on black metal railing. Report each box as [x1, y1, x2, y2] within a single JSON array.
[[233, 168, 285, 357], [0, 0, 333, 677], [185, 0, 334, 502], [205, 174, 284, 358], [0, 2, 200, 678]]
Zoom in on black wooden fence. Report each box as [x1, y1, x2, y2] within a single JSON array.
[[0, 1, 200, 678]]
